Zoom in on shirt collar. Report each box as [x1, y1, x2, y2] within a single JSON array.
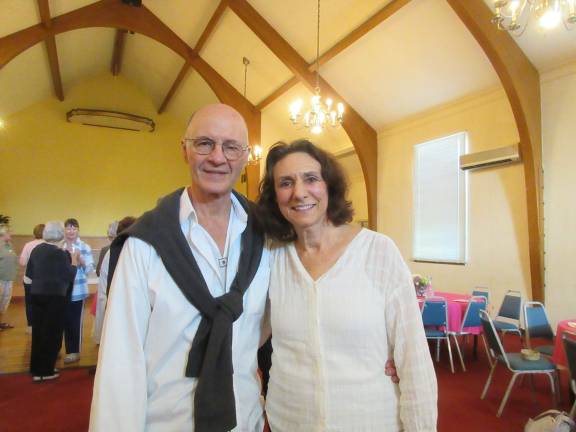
[[179, 188, 248, 228]]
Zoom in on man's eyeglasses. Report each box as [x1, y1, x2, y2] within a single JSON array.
[[183, 137, 248, 161]]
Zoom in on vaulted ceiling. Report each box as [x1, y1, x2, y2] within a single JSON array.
[[1, 0, 574, 139]]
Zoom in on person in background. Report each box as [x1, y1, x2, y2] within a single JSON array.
[[257, 140, 438, 431], [0, 225, 18, 330], [95, 221, 118, 278], [62, 218, 94, 364], [26, 221, 78, 382], [19, 223, 46, 333], [92, 216, 136, 344]]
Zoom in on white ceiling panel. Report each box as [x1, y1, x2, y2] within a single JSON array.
[[144, 0, 219, 47], [164, 69, 219, 124], [0, 0, 40, 38], [122, 33, 186, 109], [56, 27, 115, 90], [50, 0, 98, 16], [202, 9, 293, 105], [320, 0, 500, 129], [0, 44, 52, 118], [247, 0, 395, 64]]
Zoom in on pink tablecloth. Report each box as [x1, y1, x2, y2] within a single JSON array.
[[551, 319, 576, 367], [421, 291, 483, 335]]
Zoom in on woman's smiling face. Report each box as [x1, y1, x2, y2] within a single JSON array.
[[273, 151, 329, 231]]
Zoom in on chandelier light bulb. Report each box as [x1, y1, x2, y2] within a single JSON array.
[[492, 0, 575, 34]]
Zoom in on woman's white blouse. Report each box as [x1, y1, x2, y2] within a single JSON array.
[[266, 229, 437, 432]]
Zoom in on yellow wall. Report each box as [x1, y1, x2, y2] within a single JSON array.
[[0, 74, 212, 235], [377, 87, 529, 310], [542, 62, 576, 326]]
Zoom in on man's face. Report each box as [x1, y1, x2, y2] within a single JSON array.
[[65, 224, 79, 242], [182, 105, 249, 200]]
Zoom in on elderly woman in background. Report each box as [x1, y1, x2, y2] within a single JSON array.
[[92, 216, 136, 344], [257, 140, 438, 431], [19, 223, 46, 333], [0, 225, 18, 330], [26, 221, 78, 382]]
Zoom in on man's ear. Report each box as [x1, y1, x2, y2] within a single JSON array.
[[181, 141, 189, 163]]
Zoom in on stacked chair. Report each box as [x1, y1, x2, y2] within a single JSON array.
[[471, 286, 490, 303], [479, 310, 559, 417]]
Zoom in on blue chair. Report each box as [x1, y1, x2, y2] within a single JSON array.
[[562, 332, 576, 419], [523, 301, 555, 356], [493, 289, 522, 338], [450, 296, 487, 372], [471, 286, 490, 303], [422, 296, 454, 373], [480, 310, 558, 417]]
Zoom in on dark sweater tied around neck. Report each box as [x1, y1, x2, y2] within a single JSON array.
[[107, 188, 264, 432]]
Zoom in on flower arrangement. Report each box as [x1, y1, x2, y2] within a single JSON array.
[[413, 274, 432, 297]]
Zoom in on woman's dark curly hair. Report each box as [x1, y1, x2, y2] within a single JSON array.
[[257, 139, 354, 241]]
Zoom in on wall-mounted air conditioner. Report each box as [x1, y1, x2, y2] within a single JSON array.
[[459, 144, 520, 171]]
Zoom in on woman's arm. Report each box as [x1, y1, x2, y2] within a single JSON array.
[[384, 242, 438, 432]]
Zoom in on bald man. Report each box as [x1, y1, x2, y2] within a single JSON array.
[[90, 105, 270, 432]]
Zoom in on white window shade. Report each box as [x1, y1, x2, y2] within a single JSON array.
[[413, 132, 468, 264]]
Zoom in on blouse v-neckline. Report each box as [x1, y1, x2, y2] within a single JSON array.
[[288, 228, 366, 284]]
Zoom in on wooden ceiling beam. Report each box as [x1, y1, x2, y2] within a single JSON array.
[[446, 0, 544, 303], [111, 29, 127, 76], [37, 0, 64, 101], [158, 0, 229, 115], [256, 0, 412, 110], [229, 0, 378, 228]]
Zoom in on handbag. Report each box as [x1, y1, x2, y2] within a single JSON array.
[[524, 410, 575, 432]]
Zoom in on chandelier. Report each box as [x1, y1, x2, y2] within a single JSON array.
[[491, 0, 576, 35], [242, 56, 262, 164], [289, 0, 344, 134]]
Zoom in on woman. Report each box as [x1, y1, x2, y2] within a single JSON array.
[[257, 140, 438, 431], [19, 223, 46, 332], [0, 225, 18, 330], [26, 221, 78, 382]]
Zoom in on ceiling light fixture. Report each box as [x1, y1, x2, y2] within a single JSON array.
[[492, 0, 576, 35], [242, 57, 262, 165], [289, 0, 344, 134]]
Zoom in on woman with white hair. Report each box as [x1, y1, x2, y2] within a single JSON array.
[[26, 221, 78, 382]]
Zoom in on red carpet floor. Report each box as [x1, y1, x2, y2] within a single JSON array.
[[0, 338, 573, 431]]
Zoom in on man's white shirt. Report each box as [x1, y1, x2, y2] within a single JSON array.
[[89, 190, 270, 431]]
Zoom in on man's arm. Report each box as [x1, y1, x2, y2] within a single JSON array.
[[89, 238, 152, 431]]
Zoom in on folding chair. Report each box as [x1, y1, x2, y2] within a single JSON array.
[[493, 289, 522, 338], [524, 301, 555, 356], [562, 332, 576, 419], [480, 310, 558, 417], [422, 296, 455, 373], [450, 296, 487, 371], [471, 286, 490, 303]]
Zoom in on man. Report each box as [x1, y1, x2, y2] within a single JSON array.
[[90, 104, 397, 431], [90, 104, 270, 432], [62, 218, 94, 363]]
